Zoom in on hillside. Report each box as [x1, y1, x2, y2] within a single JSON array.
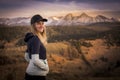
[[0, 24, 120, 80]]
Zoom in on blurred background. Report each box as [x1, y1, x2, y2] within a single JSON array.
[[0, 0, 120, 80]]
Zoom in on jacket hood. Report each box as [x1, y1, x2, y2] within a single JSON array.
[[24, 32, 35, 42]]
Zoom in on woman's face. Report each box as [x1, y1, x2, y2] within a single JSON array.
[[35, 21, 44, 33]]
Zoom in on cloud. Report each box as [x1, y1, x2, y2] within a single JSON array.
[[35, 0, 120, 3], [0, 0, 120, 18], [0, 0, 30, 9]]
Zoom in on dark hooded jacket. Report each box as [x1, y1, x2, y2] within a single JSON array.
[[24, 32, 46, 60]]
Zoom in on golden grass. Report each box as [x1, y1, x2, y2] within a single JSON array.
[[0, 40, 120, 80]]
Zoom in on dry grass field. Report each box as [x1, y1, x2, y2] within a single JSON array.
[[0, 23, 120, 80]]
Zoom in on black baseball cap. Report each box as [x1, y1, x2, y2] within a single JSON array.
[[30, 14, 48, 25]]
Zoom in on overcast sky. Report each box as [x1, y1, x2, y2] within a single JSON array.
[[0, 0, 120, 18]]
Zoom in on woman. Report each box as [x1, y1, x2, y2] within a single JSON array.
[[24, 14, 49, 80]]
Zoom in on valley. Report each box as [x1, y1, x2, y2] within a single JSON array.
[[0, 23, 120, 80]]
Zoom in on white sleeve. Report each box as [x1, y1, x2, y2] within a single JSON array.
[[31, 54, 49, 71], [24, 52, 30, 62]]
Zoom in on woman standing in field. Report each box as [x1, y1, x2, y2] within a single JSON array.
[[24, 14, 49, 80]]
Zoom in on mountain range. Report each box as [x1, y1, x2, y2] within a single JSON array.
[[47, 13, 120, 26], [0, 17, 30, 26], [0, 13, 120, 26]]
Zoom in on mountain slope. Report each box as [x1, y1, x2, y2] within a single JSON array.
[[0, 17, 30, 26], [46, 13, 119, 26], [0, 13, 119, 26]]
